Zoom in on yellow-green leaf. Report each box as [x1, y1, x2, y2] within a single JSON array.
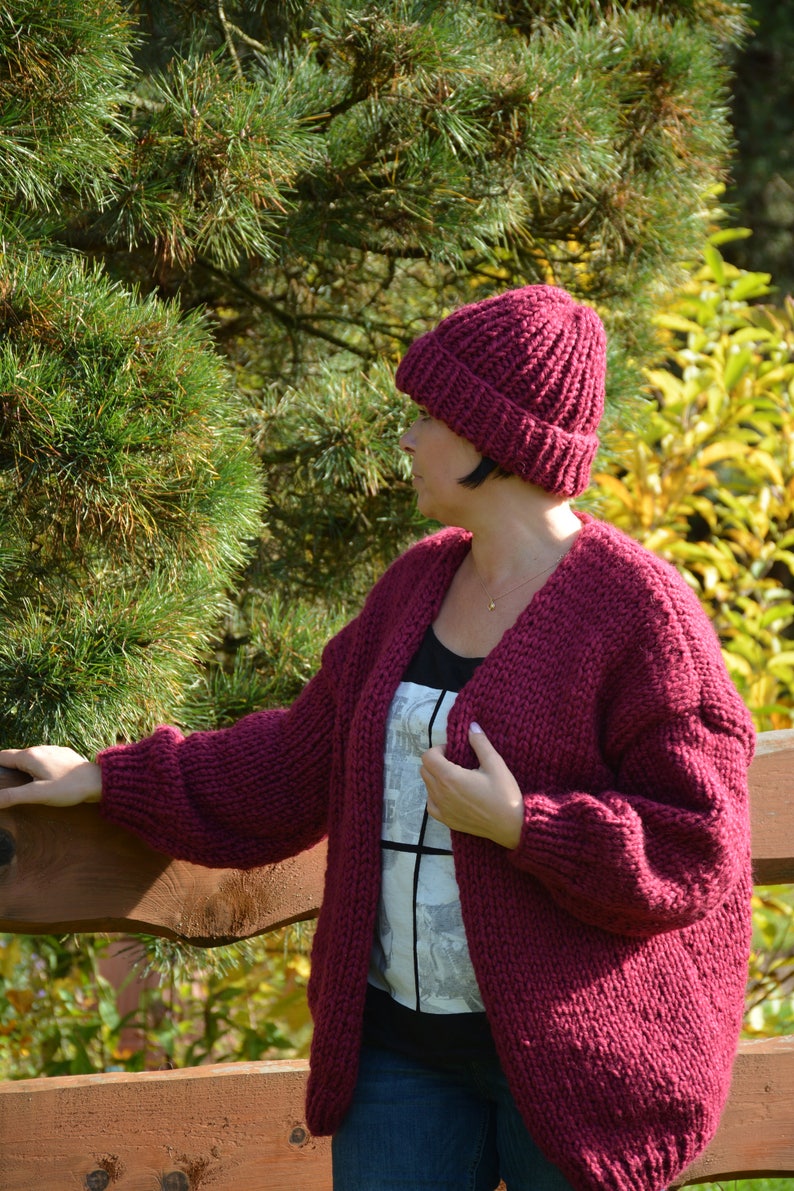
[[591, 472, 635, 509], [655, 313, 705, 335], [703, 242, 727, 285], [698, 441, 749, 466], [723, 346, 755, 392]]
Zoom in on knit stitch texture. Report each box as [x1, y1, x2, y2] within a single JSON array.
[[395, 285, 606, 496], [98, 516, 754, 1191]]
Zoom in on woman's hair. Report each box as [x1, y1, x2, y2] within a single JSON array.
[[458, 456, 512, 489]]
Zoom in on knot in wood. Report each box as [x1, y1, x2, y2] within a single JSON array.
[[289, 1125, 308, 1147], [85, 1173, 110, 1191], [0, 827, 15, 866], [161, 1174, 189, 1191]]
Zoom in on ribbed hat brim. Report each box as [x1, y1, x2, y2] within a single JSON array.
[[396, 332, 600, 498]]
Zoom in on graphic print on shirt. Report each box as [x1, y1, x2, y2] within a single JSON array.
[[370, 676, 485, 1014]]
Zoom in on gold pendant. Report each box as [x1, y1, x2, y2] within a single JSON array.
[[488, 599, 496, 612]]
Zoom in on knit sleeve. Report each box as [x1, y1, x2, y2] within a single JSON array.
[[96, 617, 356, 869], [507, 706, 753, 936], [489, 526, 758, 936]]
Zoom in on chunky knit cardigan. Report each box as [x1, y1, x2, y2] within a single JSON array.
[[98, 516, 755, 1191]]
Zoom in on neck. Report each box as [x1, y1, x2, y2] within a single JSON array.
[[466, 482, 582, 586]]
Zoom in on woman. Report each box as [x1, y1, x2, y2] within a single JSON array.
[[0, 286, 755, 1191]]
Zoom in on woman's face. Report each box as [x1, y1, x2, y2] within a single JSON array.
[[399, 410, 482, 524]]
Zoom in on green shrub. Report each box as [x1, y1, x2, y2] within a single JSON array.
[[592, 237, 794, 731]]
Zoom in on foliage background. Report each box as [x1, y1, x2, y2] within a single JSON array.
[[725, 0, 794, 296], [1, 0, 759, 731]]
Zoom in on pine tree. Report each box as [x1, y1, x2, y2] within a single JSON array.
[[0, 0, 752, 735], [0, 250, 264, 751]]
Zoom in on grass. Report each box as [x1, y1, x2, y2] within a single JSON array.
[[693, 1182, 794, 1190]]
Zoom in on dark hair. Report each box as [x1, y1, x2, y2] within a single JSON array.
[[458, 456, 512, 489]]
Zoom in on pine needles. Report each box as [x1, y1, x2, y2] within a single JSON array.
[[0, 250, 263, 752]]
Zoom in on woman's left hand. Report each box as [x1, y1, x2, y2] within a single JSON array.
[[420, 723, 524, 849], [0, 746, 102, 807]]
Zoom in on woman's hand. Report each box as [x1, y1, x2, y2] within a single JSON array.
[[0, 746, 102, 808], [420, 723, 524, 849]]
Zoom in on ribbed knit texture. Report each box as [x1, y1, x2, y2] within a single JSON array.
[[98, 517, 754, 1191], [395, 286, 606, 497]]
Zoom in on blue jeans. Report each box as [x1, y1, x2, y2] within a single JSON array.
[[331, 1044, 575, 1190]]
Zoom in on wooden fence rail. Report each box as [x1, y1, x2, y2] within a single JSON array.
[[0, 729, 793, 1189]]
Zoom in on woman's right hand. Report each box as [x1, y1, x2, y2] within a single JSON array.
[[0, 746, 102, 808]]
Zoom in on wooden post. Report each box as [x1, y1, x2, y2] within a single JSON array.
[[0, 769, 327, 943], [0, 1060, 332, 1191]]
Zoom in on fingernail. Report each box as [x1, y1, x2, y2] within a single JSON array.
[[470, 722, 483, 734]]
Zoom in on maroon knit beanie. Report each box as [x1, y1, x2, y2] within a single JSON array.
[[395, 285, 607, 498]]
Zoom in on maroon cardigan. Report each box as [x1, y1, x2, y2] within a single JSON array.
[[98, 516, 755, 1191]]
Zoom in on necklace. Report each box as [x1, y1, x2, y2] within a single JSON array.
[[472, 554, 562, 612]]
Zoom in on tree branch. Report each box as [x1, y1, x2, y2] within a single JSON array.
[[221, 19, 272, 58], [217, 1, 244, 80], [195, 257, 373, 358]]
